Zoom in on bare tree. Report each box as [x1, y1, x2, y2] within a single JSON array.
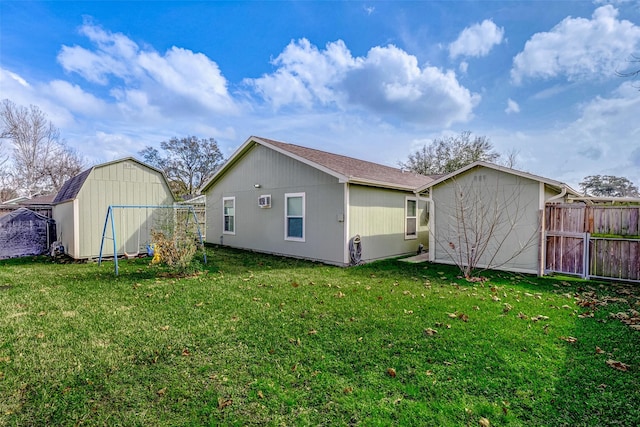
[[500, 148, 520, 169], [0, 99, 84, 196], [434, 175, 540, 278], [401, 131, 500, 175], [140, 136, 224, 198]]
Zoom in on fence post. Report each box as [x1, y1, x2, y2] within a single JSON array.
[[583, 232, 590, 280]]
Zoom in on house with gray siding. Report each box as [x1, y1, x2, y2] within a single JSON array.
[[418, 161, 579, 275], [52, 157, 175, 259], [202, 136, 434, 265]]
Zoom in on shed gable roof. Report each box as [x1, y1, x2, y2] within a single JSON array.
[[53, 157, 175, 204], [417, 161, 580, 195], [203, 136, 435, 192]]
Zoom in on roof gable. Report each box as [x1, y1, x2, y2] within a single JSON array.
[[203, 136, 434, 192], [417, 161, 580, 195], [53, 157, 176, 204]]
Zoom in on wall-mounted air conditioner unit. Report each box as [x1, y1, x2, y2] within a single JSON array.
[[258, 195, 271, 208]]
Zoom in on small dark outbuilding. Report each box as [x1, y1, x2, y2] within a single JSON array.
[[0, 208, 56, 259]]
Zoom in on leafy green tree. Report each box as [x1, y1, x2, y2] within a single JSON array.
[[400, 131, 500, 175], [140, 136, 224, 198], [579, 175, 639, 197]]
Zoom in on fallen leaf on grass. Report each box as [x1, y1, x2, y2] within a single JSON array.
[[531, 315, 549, 322], [458, 313, 469, 322], [257, 390, 264, 399], [610, 312, 630, 320], [424, 328, 438, 336], [559, 336, 578, 344], [578, 311, 594, 318], [194, 302, 204, 307], [518, 312, 529, 320], [159, 325, 170, 331], [606, 359, 630, 371], [291, 282, 299, 288], [447, 312, 457, 318], [479, 417, 491, 427], [181, 348, 191, 357], [503, 303, 513, 314], [334, 291, 345, 298], [343, 387, 353, 394], [218, 398, 233, 410], [387, 368, 396, 378], [595, 346, 605, 354], [157, 387, 167, 396], [308, 329, 318, 335]]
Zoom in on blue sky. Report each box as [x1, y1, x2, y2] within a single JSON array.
[[1, 1, 640, 189]]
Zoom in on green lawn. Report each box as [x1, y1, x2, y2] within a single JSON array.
[[1, 247, 639, 426]]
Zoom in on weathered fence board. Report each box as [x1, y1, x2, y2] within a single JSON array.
[[545, 204, 640, 283]]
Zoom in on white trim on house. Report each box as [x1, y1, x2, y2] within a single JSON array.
[[343, 183, 350, 265], [223, 196, 236, 235], [405, 196, 418, 240], [284, 192, 305, 242], [73, 198, 80, 257]]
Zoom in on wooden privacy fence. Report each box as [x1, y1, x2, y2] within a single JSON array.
[[545, 203, 640, 282]]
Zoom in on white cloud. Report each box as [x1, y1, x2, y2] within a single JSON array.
[[247, 39, 480, 126], [505, 98, 520, 114], [57, 20, 237, 116], [511, 5, 640, 84], [491, 82, 640, 188], [247, 39, 353, 109], [459, 61, 469, 74], [449, 19, 504, 59], [44, 80, 107, 117]]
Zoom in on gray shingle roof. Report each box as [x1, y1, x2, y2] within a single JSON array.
[[52, 167, 92, 204], [256, 137, 435, 190]]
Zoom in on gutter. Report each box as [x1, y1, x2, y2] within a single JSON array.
[[538, 185, 569, 277]]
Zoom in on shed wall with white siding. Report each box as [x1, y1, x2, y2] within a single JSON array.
[[53, 158, 175, 259], [427, 164, 568, 274]]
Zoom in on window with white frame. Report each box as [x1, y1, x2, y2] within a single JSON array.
[[405, 197, 417, 239], [285, 192, 305, 241], [223, 197, 235, 234]]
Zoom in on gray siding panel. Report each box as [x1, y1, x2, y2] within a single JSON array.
[[205, 144, 346, 264], [431, 167, 543, 274]]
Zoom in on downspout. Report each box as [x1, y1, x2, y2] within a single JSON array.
[[539, 185, 568, 276]]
